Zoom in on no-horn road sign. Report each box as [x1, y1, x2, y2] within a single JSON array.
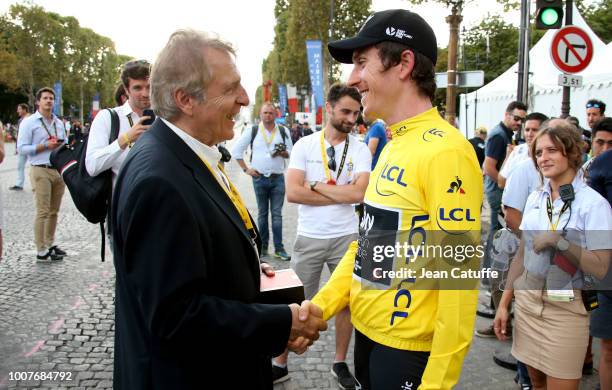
[[550, 26, 594, 74]]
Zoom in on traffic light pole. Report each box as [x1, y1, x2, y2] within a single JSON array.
[[561, 0, 573, 118], [516, 0, 530, 104]]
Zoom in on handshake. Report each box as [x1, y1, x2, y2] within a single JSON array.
[[287, 300, 328, 355]]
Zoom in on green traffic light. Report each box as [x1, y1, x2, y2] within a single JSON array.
[[541, 8, 560, 26]]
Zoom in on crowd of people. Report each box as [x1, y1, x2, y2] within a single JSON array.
[[0, 7, 610, 390]]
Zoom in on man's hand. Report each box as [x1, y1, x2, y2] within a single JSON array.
[[245, 168, 261, 177], [287, 300, 327, 354], [46, 138, 63, 150], [260, 262, 275, 277], [120, 116, 151, 149]]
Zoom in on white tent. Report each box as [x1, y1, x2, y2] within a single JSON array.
[[459, 5, 611, 138]]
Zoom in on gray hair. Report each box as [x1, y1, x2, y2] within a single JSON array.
[[150, 29, 235, 120]]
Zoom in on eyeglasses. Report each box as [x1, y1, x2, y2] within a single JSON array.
[[513, 115, 526, 123], [586, 102, 602, 109], [326, 146, 336, 171]]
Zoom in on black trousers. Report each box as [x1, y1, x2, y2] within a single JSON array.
[[354, 330, 430, 390]]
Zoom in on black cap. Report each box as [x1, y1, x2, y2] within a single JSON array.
[[328, 9, 437, 66]]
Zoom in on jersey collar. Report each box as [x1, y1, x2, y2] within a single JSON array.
[[388, 107, 440, 139]]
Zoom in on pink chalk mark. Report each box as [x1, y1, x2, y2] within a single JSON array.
[[88, 283, 99, 292], [71, 296, 84, 310], [49, 316, 65, 332], [24, 340, 45, 357], [0, 375, 7, 386], [102, 271, 110, 278]]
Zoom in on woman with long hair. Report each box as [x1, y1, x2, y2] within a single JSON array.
[[494, 119, 612, 390]]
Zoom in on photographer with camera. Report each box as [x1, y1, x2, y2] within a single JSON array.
[[86, 59, 152, 192], [494, 119, 612, 390], [17, 87, 67, 262], [233, 102, 292, 261]]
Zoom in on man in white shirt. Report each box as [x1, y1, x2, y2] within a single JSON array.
[[86, 60, 152, 190], [277, 83, 371, 387], [9, 103, 31, 191], [232, 103, 293, 260], [498, 112, 548, 190], [17, 87, 67, 261]]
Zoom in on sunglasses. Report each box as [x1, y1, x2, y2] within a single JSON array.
[[326, 146, 336, 171], [513, 115, 526, 123], [586, 102, 602, 109]]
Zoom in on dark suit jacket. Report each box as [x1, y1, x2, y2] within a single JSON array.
[[111, 119, 292, 389]]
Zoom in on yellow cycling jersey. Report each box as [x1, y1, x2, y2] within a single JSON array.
[[313, 107, 483, 390]]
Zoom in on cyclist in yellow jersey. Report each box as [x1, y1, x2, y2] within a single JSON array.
[[309, 9, 483, 390]]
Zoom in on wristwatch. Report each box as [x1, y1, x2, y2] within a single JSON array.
[[309, 181, 318, 191], [556, 236, 570, 251]]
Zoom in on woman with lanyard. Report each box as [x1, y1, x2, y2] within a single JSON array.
[[494, 119, 612, 390]]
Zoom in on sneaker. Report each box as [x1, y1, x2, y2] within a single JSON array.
[[331, 362, 356, 390], [475, 325, 497, 338], [36, 250, 63, 262], [8, 185, 23, 191], [274, 249, 291, 261], [50, 245, 67, 256], [271, 365, 289, 384]]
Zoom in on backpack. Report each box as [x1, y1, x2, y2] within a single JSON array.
[[50, 109, 120, 261], [249, 124, 288, 162]]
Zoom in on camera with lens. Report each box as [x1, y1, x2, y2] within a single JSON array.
[[273, 142, 287, 156]]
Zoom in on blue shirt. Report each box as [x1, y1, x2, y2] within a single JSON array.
[[363, 121, 387, 170], [17, 111, 66, 166]]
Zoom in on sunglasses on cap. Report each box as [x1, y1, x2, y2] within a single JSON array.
[[586, 102, 602, 109], [326, 146, 336, 171]]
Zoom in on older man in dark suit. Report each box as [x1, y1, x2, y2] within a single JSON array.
[[111, 29, 326, 390]]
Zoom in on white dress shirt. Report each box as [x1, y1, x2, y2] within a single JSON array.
[[160, 118, 227, 189], [231, 123, 293, 176], [520, 174, 612, 287], [17, 111, 66, 166], [502, 158, 542, 212], [85, 101, 142, 189]]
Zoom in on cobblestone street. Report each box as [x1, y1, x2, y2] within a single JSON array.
[[0, 139, 600, 389]]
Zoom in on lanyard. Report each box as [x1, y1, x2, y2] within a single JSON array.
[[320, 130, 349, 184], [546, 196, 570, 231], [39, 117, 58, 138], [259, 123, 277, 147], [197, 154, 256, 239]]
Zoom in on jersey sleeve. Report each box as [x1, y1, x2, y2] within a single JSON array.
[[419, 147, 482, 390], [312, 240, 358, 321]]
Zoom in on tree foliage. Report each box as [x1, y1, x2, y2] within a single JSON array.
[[0, 4, 130, 120], [256, 0, 371, 118]]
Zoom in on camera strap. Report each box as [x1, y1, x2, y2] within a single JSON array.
[[546, 196, 570, 231], [39, 117, 58, 138], [127, 113, 134, 127]]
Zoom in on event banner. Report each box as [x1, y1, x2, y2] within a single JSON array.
[[53, 82, 62, 116], [278, 84, 288, 117], [305, 40, 325, 111]]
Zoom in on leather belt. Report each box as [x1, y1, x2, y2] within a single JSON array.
[[32, 164, 54, 169]]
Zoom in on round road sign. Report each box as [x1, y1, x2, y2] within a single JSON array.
[[550, 26, 594, 74]]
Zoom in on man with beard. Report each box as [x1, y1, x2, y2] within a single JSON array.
[[280, 83, 371, 388], [86, 59, 152, 192]]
